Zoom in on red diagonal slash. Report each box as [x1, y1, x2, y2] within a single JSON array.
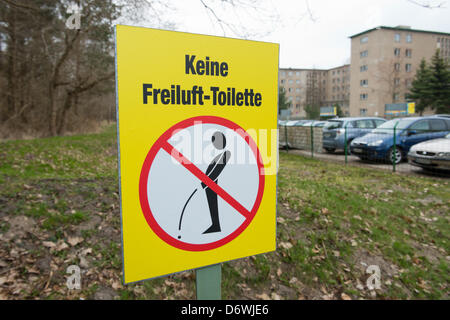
[[161, 141, 252, 219]]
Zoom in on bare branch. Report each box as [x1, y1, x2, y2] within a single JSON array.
[[0, 0, 39, 12], [407, 0, 446, 9]]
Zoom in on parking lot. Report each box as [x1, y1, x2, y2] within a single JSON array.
[[287, 149, 450, 179]]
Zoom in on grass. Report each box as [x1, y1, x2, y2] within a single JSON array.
[[0, 125, 448, 300], [275, 152, 449, 299]]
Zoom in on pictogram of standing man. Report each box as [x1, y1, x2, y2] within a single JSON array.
[[201, 131, 231, 234]]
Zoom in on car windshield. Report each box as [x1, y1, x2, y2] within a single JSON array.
[[372, 118, 416, 134], [324, 120, 343, 129], [446, 133, 450, 139]]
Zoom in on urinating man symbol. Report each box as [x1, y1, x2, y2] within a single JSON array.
[[202, 131, 231, 234]]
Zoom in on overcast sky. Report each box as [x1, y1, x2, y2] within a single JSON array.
[[159, 0, 450, 69]]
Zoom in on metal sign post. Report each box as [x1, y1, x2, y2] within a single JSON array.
[[196, 264, 222, 300]]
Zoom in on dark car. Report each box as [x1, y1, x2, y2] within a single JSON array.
[[350, 116, 450, 164], [322, 117, 386, 153]]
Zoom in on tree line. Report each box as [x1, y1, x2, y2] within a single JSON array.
[[0, 0, 286, 138], [0, 0, 127, 137], [408, 49, 450, 115]]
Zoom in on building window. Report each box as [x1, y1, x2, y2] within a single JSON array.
[[394, 78, 400, 86], [295, 88, 300, 92], [296, 80, 300, 84], [405, 78, 412, 88], [406, 63, 412, 72], [394, 33, 401, 42], [360, 108, 368, 116], [360, 93, 368, 100], [280, 80, 284, 84], [360, 50, 368, 58], [394, 63, 401, 71], [405, 49, 412, 58], [288, 88, 292, 92], [360, 65, 368, 72], [393, 93, 400, 101], [360, 36, 368, 44], [280, 71, 285, 76], [296, 71, 300, 76], [360, 79, 368, 87], [406, 34, 412, 43], [288, 80, 293, 84], [394, 48, 401, 56]]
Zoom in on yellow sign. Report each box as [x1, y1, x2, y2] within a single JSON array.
[[408, 102, 415, 114], [115, 25, 279, 283]]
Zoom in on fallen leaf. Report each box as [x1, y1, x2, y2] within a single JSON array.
[[341, 293, 352, 300], [68, 237, 83, 247], [81, 248, 93, 256], [111, 281, 122, 290], [42, 241, 56, 248], [276, 217, 286, 224], [271, 292, 281, 300], [279, 242, 293, 250], [255, 293, 270, 300], [56, 241, 69, 251], [289, 277, 298, 285]]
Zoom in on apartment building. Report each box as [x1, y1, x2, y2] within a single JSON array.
[[322, 64, 350, 116], [279, 68, 311, 118], [349, 26, 450, 117], [279, 65, 350, 118]]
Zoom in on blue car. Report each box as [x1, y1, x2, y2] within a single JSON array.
[[322, 117, 386, 153], [350, 116, 450, 164]]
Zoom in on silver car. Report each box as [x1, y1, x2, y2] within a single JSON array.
[[407, 133, 450, 171]]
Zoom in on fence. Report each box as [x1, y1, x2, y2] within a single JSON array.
[[279, 119, 450, 175]]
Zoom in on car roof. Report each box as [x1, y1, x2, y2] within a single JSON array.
[[387, 116, 450, 121], [328, 117, 385, 121]]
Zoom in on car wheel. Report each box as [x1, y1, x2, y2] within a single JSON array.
[[388, 146, 403, 164], [324, 148, 335, 153]]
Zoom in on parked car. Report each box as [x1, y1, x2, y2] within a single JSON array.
[[350, 116, 450, 164], [283, 120, 309, 126], [407, 133, 450, 171], [314, 121, 327, 127], [430, 114, 450, 118], [322, 117, 386, 153], [301, 121, 327, 127]]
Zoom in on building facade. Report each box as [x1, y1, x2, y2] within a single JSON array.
[[279, 65, 350, 118], [323, 64, 350, 116], [349, 26, 450, 117]]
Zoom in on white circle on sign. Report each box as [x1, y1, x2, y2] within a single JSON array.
[[139, 116, 265, 251]]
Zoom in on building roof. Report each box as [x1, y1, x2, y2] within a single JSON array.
[[349, 25, 450, 39], [279, 64, 349, 72]]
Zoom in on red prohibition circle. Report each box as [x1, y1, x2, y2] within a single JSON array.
[[139, 116, 265, 251]]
